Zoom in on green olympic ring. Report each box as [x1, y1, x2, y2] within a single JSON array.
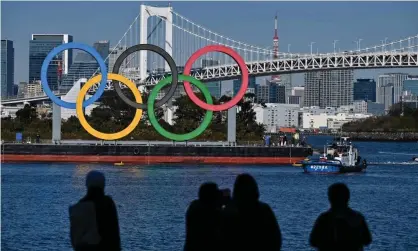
[[147, 75, 213, 141]]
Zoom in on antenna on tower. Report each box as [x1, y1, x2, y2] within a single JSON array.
[[271, 11, 280, 82]]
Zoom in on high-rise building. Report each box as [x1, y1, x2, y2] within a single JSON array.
[[376, 73, 408, 104], [29, 34, 73, 91], [1, 39, 14, 98], [290, 86, 304, 106], [256, 79, 284, 103], [60, 41, 109, 93], [233, 76, 256, 96], [201, 59, 222, 99], [353, 78, 376, 102], [279, 74, 292, 103], [403, 75, 418, 96], [304, 69, 354, 108], [376, 74, 392, 104], [276, 84, 286, 103], [108, 45, 128, 72], [378, 84, 394, 112], [17, 82, 28, 98]]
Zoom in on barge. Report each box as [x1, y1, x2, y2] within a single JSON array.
[[1, 141, 313, 165]]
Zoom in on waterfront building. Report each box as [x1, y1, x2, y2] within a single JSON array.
[[352, 100, 385, 116], [108, 45, 127, 72], [304, 69, 353, 108], [377, 73, 408, 104], [353, 78, 376, 102], [254, 103, 300, 132], [291, 86, 304, 106], [17, 82, 28, 98], [288, 95, 301, 105], [280, 74, 292, 103], [403, 75, 418, 96], [378, 84, 394, 112], [29, 34, 73, 91], [26, 81, 45, 97], [233, 76, 256, 96], [302, 112, 370, 130], [255, 79, 286, 103], [59, 41, 109, 93], [1, 39, 14, 98]]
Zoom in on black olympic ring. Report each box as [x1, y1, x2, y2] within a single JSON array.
[[112, 44, 179, 109]]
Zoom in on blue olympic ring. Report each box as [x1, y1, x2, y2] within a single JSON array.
[[41, 42, 108, 109]]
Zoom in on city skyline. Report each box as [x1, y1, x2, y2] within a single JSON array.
[[1, 1, 418, 91]]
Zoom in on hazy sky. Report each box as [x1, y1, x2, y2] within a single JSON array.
[[2, 1, 418, 92]]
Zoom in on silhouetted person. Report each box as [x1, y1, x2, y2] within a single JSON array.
[[69, 171, 121, 251], [310, 183, 372, 251], [219, 188, 231, 209], [220, 174, 282, 251], [184, 182, 223, 251]]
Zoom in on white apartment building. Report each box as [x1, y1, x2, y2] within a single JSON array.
[[302, 112, 371, 130], [26, 81, 45, 98], [254, 103, 300, 133]]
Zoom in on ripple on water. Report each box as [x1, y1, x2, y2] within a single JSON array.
[[2, 140, 418, 250]]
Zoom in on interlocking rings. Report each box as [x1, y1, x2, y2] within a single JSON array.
[[41, 43, 108, 109], [76, 73, 143, 140], [183, 45, 249, 111], [148, 75, 213, 141], [112, 44, 179, 110], [41, 42, 249, 141]]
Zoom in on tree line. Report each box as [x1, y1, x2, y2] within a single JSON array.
[[342, 102, 418, 132], [1, 88, 266, 141]]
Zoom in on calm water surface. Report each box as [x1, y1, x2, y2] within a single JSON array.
[[2, 136, 418, 250]]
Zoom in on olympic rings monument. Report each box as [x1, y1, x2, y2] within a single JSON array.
[[49, 4, 241, 145]]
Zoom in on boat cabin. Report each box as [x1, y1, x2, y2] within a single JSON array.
[[323, 137, 359, 166]]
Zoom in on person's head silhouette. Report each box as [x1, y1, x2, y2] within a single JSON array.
[[198, 182, 220, 205], [328, 183, 350, 209], [233, 173, 259, 203], [86, 170, 106, 195]]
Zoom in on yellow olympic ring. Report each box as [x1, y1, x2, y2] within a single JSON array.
[[76, 73, 143, 140]]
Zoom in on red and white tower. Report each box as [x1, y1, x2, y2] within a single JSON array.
[[271, 13, 280, 82]]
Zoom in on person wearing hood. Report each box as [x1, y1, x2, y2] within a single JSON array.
[[309, 183, 372, 251], [69, 170, 121, 251], [220, 174, 282, 251]]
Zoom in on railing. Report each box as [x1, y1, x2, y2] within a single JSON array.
[[2, 139, 311, 148]]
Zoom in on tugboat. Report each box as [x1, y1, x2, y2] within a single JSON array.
[[302, 137, 367, 174]]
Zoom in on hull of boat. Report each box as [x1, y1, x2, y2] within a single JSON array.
[[302, 161, 366, 174], [1, 143, 313, 165]]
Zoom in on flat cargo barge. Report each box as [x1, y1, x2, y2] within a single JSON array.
[[1, 143, 313, 165]]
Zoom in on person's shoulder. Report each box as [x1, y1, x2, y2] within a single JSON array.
[[348, 208, 367, 221], [186, 199, 201, 213], [258, 201, 275, 214], [103, 195, 117, 206], [316, 210, 332, 222]]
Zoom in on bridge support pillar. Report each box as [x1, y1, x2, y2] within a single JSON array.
[[227, 106, 237, 145], [52, 103, 61, 143], [163, 99, 174, 125], [139, 4, 173, 82]]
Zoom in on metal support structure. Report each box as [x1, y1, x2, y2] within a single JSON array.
[[52, 103, 61, 143], [144, 52, 418, 85], [139, 4, 173, 81], [140, 4, 174, 124], [227, 106, 237, 145]]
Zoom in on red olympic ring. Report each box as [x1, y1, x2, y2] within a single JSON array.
[[183, 45, 249, 112]]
